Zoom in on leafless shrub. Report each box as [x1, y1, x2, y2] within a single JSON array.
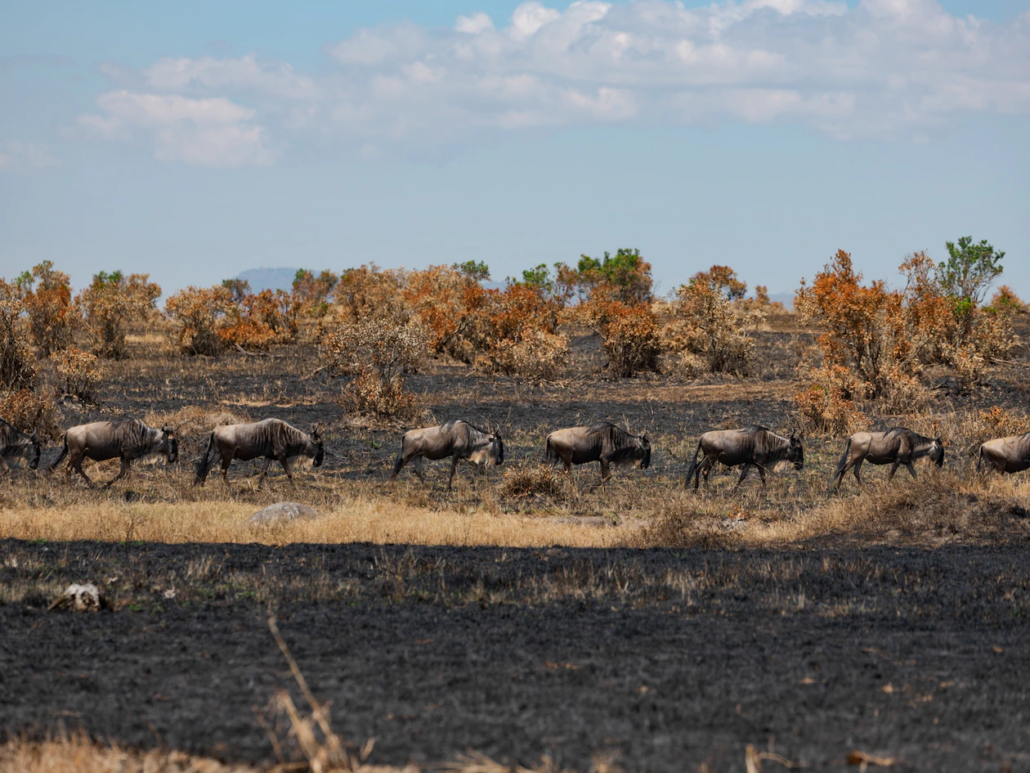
[[501, 462, 568, 501], [53, 346, 101, 403]]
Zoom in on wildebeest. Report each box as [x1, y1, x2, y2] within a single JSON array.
[[0, 418, 40, 473], [976, 433, 1030, 475], [391, 420, 503, 490], [833, 427, 943, 489], [49, 418, 177, 486], [686, 425, 803, 491], [195, 418, 324, 487], [545, 423, 651, 483]]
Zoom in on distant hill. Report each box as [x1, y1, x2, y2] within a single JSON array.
[[769, 291, 794, 310], [236, 267, 298, 294]]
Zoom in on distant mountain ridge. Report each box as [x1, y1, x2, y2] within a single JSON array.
[[236, 267, 298, 294]]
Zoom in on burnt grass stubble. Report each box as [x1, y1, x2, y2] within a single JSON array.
[[2, 322, 1030, 771]]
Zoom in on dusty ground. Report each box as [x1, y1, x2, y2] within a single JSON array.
[[2, 539, 1029, 772]]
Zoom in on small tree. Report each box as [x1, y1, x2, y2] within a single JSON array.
[[221, 278, 251, 304], [0, 279, 36, 391], [588, 299, 661, 378], [664, 266, 761, 377], [77, 271, 161, 358], [17, 261, 76, 356], [573, 248, 654, 305], [939, 236, 1004, 305], [292, 269, 339, 316]]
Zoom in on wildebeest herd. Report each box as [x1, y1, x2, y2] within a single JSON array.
[[3, 413, 1030, 492]]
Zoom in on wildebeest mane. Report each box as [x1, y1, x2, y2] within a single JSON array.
[[587, 422, 644, 462]]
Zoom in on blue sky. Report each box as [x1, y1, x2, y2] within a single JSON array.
[[1, 0, 1028, 298]]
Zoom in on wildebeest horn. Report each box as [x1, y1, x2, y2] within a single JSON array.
[[162, 425, 174, 435]]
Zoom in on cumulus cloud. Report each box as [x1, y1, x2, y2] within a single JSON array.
[[70, 0, 1030, 162], [76, 90, 275, 167], [0, 141, 60, 172]]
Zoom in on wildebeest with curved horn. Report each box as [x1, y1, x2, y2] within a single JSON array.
[[195, 418, 324, 487], [976, 433, 1030, 475], [0, 418, 40, 473], [545, 422, 651, 483], [832, 427, 943, 489], [49, 418, 177, 486], [686, 425, 803, 491], [391, 420, 503, 491]]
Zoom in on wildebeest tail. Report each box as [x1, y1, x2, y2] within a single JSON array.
[[47, 435, 68, 473], [684, 439, 703, 488], [975, 445, 985, 474], [544, 436, 559, 464], [194, 432, 217, 485], [832, 438, 853, 483]]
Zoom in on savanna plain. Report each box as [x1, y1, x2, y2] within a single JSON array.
[[3, 305, 1030, 772]]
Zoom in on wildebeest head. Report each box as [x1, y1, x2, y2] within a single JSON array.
[[930, 434, 945, 468], [490, 432, 504, 465], [310, 425, 325, 467], [788, 428, 804, 470], [161, 427, 178, 464]]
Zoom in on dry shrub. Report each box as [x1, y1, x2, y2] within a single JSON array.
[[292, 269, 339, 317], [792, 365, 867, 436], [0, 280, 36, 391], [164, 285, 235, 355], [219, 290, 300, 351], [144, 405, 250, 455], [501, 463, 568, 501], [320, 319, 428, 421], [404, 265, 489, 360], [16, 260, 76, 356], [329, 263, 408, 324], [633, 509, 733, 550], [973, 406, 1030, 446], [53, 346, 101, 403], [586, 299, 661, 377], [662, 266, 761, 377], [0, 387, 62, 441], [566, 248, 654, 306], [77, 271, 161, 359], [478, 328, 569, 381], [989, 285, 1026, 313]]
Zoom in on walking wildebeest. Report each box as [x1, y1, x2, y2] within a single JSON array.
[[832, 427, 943, 489], [391, 420, 503, 491], [976, 433, 1030, 475], [49, 418, 177, 486], [195, 418, 324, 488], [0, 418, 40, 473], [545, 422, 651, 483], [686, 425, 803, 491]]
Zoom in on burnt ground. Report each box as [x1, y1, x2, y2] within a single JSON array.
[[2, 539, 1029, 772]]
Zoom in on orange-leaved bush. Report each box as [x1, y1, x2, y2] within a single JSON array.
[[662, 265, 762, 377], [585, 298, 661, 378], [0, 279, 36, 392], [76, 271, 161, 359], [164, 285, 235, 356], [219, 290, 300, 351], [54, 346, 101, 403], [16, 261, 76, 357]]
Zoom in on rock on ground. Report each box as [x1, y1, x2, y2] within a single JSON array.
[[247, 502, 322, 526]]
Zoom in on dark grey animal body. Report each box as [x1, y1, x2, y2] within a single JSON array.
[[391, 420, 503, 490], [545, 423, 651, 483], [49, 418, 177, 486], [976, 434, 1030, 475], [0, 418, 40, 473], [195, 419, 323, 487], [833, 427, 943, 488], [686, 425, 803, 491]]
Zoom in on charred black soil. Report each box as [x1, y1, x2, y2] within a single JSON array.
[[2, 539, 1028, 772]]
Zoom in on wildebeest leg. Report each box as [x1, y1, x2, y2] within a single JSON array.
[[70, 452, 92, 486], [699, 458, 714, 490], [256, 456, 273, 489], [887, 461, 900, 481], [600, 458, 611, 482], [220, 454, 232, 488], [904, 460, 917, 479], [0, 457, 9, 476], [757, 465, 768, 486], [853, 460, 864, 486], [732, 463, 752, 491], [447, 457, 459, 491], [413, 456, 425, 485], [106, 456, 131, 486], [278, 455, 294, 484]]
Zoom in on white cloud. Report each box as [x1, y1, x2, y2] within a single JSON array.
[[144, 54, 321, 100], [76, 90, 274, 167], [68, 0, 1030, 161], [0, 141, 60, 172]]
